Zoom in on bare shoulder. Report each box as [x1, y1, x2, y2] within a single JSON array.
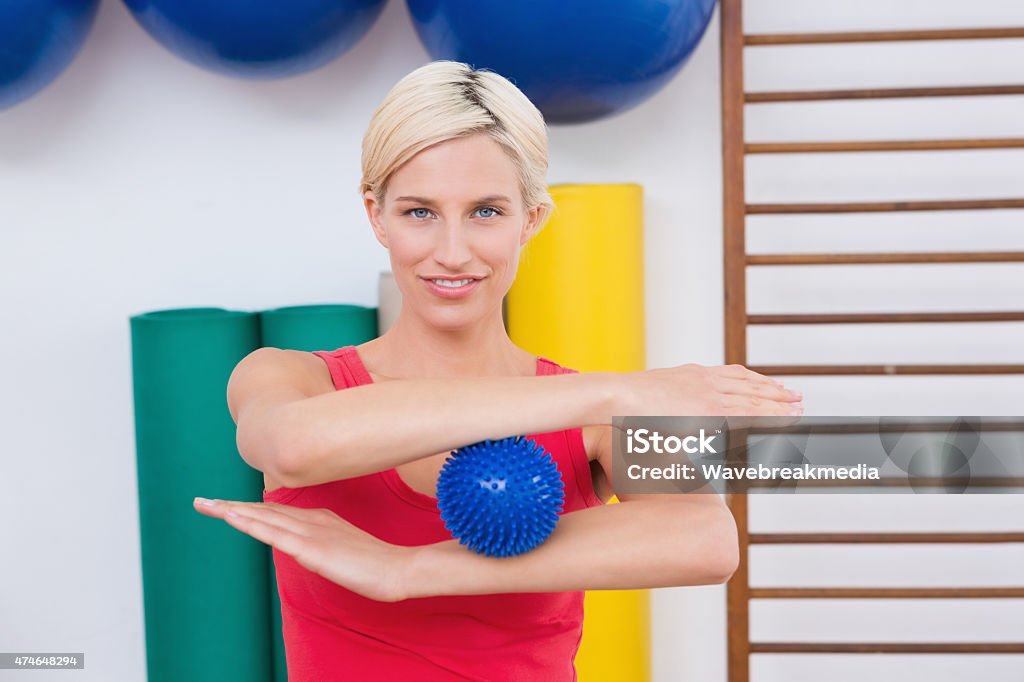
[[228, 347, 336, 494], [226, 347, 335, 424]]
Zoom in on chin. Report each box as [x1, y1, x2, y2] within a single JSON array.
[[420, 302, 492, 330], [425, 310, 480, 331]]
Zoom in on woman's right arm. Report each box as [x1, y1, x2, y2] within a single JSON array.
[[229, 348, 801, 489], [229, 347, 619, 488]]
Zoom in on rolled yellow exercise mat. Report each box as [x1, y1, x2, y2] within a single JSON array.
[[509, 184, 645, 373], [130, 307, 273, 682], [258, 303, 379, 682], [507, 183, 649, 681]]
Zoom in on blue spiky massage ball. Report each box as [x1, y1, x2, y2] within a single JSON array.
[[436, 436, 565, 558]]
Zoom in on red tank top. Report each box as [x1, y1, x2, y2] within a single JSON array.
[[263, 345, 605, 682]]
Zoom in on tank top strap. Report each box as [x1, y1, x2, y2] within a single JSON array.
[[532, 355, 604, 508], [311, 346, 371, 390], [536, 355, 577, 377]]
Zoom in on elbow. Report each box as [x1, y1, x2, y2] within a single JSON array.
[[675, 507, 740, 586], [241, 401, 312, 489], [707, 511, 741, 584], [268, 404, 357, 489], [268, 406, 314, 489], [270, 449, 305, 490], [711, 548, 740, 585], [271, 444, 317, 490]]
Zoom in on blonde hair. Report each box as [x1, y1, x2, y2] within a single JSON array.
[[360, 60, 554, 232]]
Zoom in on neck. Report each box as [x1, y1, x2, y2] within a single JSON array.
[[362, 305, 532, 379]]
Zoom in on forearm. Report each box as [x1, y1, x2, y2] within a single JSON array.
[[402, 497, 739, 598], [276, 371, 623, 488]]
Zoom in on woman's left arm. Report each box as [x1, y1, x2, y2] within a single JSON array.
[[405, 424, 739, 597], [193, 426, 739, 600]]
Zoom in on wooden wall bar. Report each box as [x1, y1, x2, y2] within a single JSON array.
[[718, 1, 1024, 679]]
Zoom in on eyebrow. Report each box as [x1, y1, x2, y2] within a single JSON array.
[[393, 195, 513, 205]]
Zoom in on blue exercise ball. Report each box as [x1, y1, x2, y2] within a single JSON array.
[[122, 0, 388, 80], [407, 0, 717, 124], [436, 436, 565, 558], [0, 0, 99, 111]]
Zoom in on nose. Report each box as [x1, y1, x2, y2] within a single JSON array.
[[433, 218, 473, 270]]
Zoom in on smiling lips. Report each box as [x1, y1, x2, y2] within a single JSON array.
[[422, 276, 482, 299]]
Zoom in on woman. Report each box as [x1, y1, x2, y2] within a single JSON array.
[[194, 60, 803, 681]]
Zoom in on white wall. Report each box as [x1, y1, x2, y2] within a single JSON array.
[[1, 0, 1022, 680]]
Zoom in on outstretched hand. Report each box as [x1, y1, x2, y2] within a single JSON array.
[[625, 363, 804, 418], [193, 497, 414, 602]]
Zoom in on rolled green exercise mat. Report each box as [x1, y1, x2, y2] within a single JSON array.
[[259, 303, 378, 353], [130, 307, 272, 682], [257, 303, 379, 682]]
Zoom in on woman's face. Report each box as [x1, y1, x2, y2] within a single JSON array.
[[364, 133, 542, 331]]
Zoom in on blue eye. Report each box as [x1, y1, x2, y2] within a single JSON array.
[[404, 206, 502, 220]]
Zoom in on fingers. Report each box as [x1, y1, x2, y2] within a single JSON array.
[[719, 363, 775, 384], [719, 393, 803, 416], [193, 498, 314, 556], [715, 366, 802, 410], [220, 509, 310, 558], [715, 376, 802, 404], [193, 498, 319, 536], [720, 364, 800, 394]]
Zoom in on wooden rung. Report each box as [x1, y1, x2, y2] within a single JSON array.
[[748, 311, 1024, 324], [750, 587, 1024, 599], [734, 476, 1024, 490], [751, 532, 1024, 544], [747, 363, 1024, 375], [744, 27, 1024, 46], [747, 251, 1024, 265], [743, 421, 1024, 435], [747, 198, 1024, 214], [746, 84, 1024, 103], [746, 138, 1024, 154], [750, 642, 1024, 654]]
